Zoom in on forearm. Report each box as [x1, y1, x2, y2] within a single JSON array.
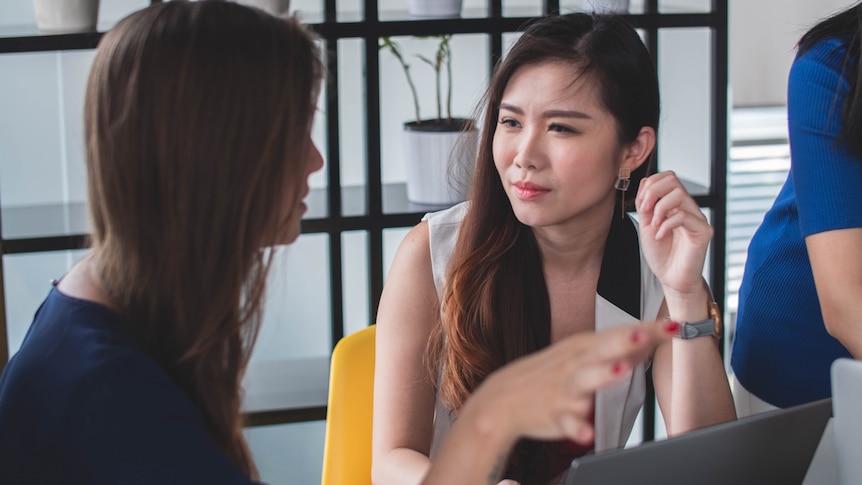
[[806, 229, 862, 359], [372, 448, 432, 485], [664, 338, 735, 435], [819, 296, 862, 358], [661, 289, 736, 435], [422, 396, 516, 485]]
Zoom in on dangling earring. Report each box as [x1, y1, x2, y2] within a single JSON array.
[[614, 167, 631, 219]]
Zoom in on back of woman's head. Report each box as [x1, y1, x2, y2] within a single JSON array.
[[471, 13, 660, 211], [84, 1, 323, 476]]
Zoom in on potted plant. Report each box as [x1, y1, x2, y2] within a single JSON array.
[[233, 0, 291, 17], [32, 0, 100, 33], [407, 0, 462, 19], [380, 35, 477, 206]]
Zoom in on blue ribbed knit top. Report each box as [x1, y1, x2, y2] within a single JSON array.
[[731, 37, 862, 408]]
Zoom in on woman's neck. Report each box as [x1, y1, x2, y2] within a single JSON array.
[[532, 208, 614, 276], [56, 253, 121, 313]]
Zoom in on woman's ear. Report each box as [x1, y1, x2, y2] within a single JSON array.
[[620, 126, 656, 172]]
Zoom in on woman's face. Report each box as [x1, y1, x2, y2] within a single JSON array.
[[279, 135, 324, 245], [492, 61, 628, 233]]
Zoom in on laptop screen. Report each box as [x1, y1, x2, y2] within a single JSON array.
[[566, 398, 832, 485]]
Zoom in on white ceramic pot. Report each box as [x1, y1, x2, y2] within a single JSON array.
[[587, 0, 630, 13], [407, 0, 463, 19], [402, 119, 477, 205], [33, 0, 100, 33], [234, 0, 292, 17]]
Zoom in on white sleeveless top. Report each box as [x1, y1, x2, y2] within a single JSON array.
[[424, 202, 664, 483]]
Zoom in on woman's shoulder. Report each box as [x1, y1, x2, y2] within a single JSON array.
[[0, 288, 182, 426], [422, 200, 470, 226], [794, 36, 851, 77]]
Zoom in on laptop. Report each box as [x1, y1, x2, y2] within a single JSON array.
[[832, 358, 862, 484], [566, 397, 832, 485]]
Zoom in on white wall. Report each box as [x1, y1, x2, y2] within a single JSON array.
[[730, 0, 856, 107]]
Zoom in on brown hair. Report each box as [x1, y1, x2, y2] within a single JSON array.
[[428, 13, 659, 484], [84, 1, 323, 477]]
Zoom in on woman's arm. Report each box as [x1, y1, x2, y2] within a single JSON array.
[[788, 43, 862, 360], [371, 221, 439, 485], [635, 171, 736, 435], [806, 228, 862, 358]]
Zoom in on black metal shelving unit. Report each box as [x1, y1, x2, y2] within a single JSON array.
[[0, 0, 728, 438]]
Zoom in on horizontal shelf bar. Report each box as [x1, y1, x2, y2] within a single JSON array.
[[243, 406, 327, 427], [1, 180, 715, 254], [0, 12, 717, 53]]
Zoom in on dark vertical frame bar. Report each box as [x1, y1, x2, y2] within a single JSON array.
[[0, 240, 7, 375], [639, 0, 659, 445], [710, 0, 729, 355], [324, 0, 346, 347], [489, 0, 503, 70], [363, 1, 385, 325], [544, 0, 560, 14]]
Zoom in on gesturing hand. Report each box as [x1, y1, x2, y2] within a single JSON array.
[[635, 171, 712, 298], [464, 320, 677, 448]]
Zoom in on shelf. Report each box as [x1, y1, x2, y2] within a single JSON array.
[[241, 356, 330, 426], [0, 183, 450, 254], [0, 178, 711, 255], [0, 24, 102, 53], [0, 10, 719, 54]]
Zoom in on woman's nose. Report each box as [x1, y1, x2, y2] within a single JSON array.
[[513, 129, 543, 170]]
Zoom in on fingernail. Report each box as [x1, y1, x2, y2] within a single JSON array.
[[611, 361, 624, 375], [665, 320, 680, 333], [630, 329, 644, 344]]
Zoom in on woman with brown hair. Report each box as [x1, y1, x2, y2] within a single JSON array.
[[373, 13, 736, 485], [0, 2, 323, 483]]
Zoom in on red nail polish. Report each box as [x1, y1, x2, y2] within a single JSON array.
[[630, 329, 643, 343], [665, 321, 680, 333], [611, 362, 624, 375]]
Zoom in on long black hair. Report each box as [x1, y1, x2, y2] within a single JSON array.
[[798, 2, 862, 159]]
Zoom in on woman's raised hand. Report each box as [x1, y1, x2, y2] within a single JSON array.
[[424, 321, 676, 485], [468, 320, 675, 446], [635, 171, 713, 299]]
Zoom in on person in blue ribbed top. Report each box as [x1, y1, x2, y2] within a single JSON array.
[[732, 2, 862, 415]]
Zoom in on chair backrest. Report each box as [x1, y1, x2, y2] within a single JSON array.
[[321, 325, 376, 485]]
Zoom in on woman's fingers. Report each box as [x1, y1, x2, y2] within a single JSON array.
[[563, 320, 675, 365], [480, 321, 676, 445], [636, 172, 711, 242]]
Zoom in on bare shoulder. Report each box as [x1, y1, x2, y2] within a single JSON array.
[[378, 220, 437, 330]]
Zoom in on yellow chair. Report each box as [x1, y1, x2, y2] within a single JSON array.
[[321, 325, 376, 485]]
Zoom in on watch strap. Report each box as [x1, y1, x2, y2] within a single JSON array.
[[680, 319, 715, 339]]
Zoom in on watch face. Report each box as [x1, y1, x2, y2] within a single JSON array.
[[709, 301, 722, 340]]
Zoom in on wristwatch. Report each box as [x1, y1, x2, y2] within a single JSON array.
[[678, 301, 722, 342]]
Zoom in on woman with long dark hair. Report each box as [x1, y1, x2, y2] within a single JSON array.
[[373, 12, 735, 485], [733, 2, 862, 415]]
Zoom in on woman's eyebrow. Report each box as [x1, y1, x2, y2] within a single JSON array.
[[499, 102, 592, 120]]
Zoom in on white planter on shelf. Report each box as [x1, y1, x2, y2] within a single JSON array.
[[402, 118, 477, 206], [234, 0, 292, 17], [587, 0, 630, 13], [32, 0, 100, 33], [408, 0, 463, 19]]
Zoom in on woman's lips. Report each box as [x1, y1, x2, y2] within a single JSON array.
[[512, 181, 550, 200]]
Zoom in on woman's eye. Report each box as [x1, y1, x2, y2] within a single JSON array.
[[498, 118, 520, 128], [549, 123, 576, 133]]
